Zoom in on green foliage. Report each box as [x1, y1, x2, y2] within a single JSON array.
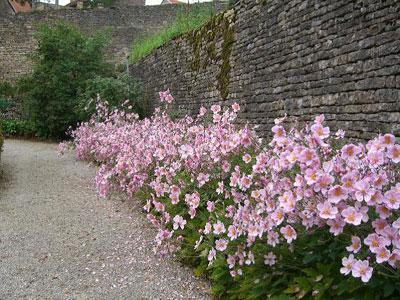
[[130, 5, 216, 63], [0, 120, 36, 138], [0, 82, 14, 111], [78, 74, 146, 119], [20, 22, 112, 139], [0, 119, 3, 157]]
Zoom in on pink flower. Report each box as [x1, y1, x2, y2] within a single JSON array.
[[232, 103, 240, 112], [242, 153, 252, 164], [215, 238, 228, 251], [354, 180, 374, 202], [364, 233, 390, 253], [341, 144, 361, 160], [340, 254, 356, 275], [216, 181, 224, 195], [367, 150, 385, 166], [271, 125, 286, 140], [375, 247, 391, 263], [247, 224, 260, 237], [327, 217, 345, 235], [227, 255, 236, 269], [197, 172, 210, 187], [352, 260, 373, 283], [341, 207, 363, 225], [173, 215, 187, 230], [228, 225, 238, 240], [208, 248, 216, 263], [335, 129, 345, 139], [346, 236, 361, 253], [388, 145, 400, 163], [204, 222, 212, 234], [384, 190, 400, 210], [264, 252, 276, 266], [198, 106, 207, 116], [311, 123, 330, 140], [328, 185, 348, 204], [240, 175, 252, 190], [213, 220, 226, 235], [317, 201, 338, 219], [211, 104, 221, 113], [207, 201, 215, 212], [280, 225, 297, 243], [304, 168, 319, 185], [379, 133, 395, 147]]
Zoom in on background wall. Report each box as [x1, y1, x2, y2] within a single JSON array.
[[131, 0, 400, 140], [0, 3, 220, 81]]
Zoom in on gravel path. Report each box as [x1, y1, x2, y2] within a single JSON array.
[[0, 139, 210, 299]]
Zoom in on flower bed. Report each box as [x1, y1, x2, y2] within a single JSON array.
[[62, 91, 400, 298]]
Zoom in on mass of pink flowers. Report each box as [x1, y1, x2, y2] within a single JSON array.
[[63, 90, 400, 283]]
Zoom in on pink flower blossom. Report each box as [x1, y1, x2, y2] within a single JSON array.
[[242, 153, 252, 164], [213, 220, 226, 235], [341, 207, 363, 225], [341, 144, 361, 160], [215, 238, 228, 251], [375, 247, 391, 263], [340, 254, 356, 275], [264, 252, 276, 266], [388, 145, 400, 163], [173, 215, 187, 230], [317, 201, 338, 219], [384, 190, 400, 210], [346, 236, 361, 253], [280, 225, 297, 243], [328, 185, 348, 204], [352, 260, 373, 283], [232, 103, 240, 112]]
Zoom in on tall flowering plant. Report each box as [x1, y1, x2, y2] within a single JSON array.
[[63, 91, 400, 298]]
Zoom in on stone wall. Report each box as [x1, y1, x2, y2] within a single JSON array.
[[131, 0, 400, 140], [0, 3, 219, 81]]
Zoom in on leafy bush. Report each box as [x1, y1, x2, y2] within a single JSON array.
[[0, 120, 36, 138], [0, 81, 14, 111], [0, 119, 3, 158], [130, 5, 216, 63], [63, 92, 400, 298], [20, 22, 112, 139], [78, 74, 146, 120]]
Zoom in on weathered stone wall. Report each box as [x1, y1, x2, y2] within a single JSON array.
[[131, 0, 400, 140], [0, 3, 221, 81]]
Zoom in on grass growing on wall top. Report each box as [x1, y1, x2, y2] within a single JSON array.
[[130, 4, 216, 64]]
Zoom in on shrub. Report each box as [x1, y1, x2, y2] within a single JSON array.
[[0, 120, 36, 138], [63, 92, 400, 298], [78, 74, 146, 120], [130, 5, 216, 63], [0, 119, 3, 159], [21, 22, 112, 139]]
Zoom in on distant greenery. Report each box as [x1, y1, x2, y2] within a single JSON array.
[[19, 22, 113, 139], [0, 120, 36, 138], [130, 4, 216, 63], [78, 74, 146, 120]]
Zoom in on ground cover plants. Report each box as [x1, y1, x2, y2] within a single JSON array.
[[62, 92, 400, 299]]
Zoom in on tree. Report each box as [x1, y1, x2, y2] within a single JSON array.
[[22, 22, 112, 139]]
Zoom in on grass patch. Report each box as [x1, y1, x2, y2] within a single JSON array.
[[130, 4, 216, 64]]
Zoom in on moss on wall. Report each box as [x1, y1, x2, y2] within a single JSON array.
[[186, 9, 236, 101]]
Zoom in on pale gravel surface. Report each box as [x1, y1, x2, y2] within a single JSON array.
[[0, 139, 211, 299]]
